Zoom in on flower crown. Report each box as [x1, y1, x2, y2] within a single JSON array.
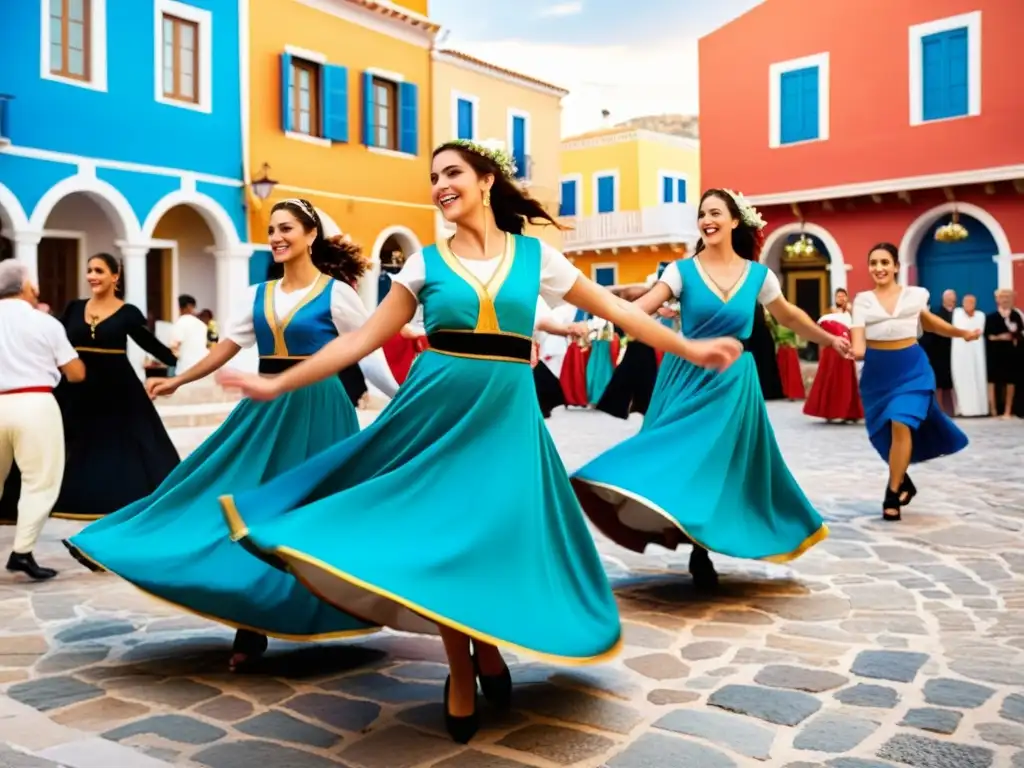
[[722, 189, 766, 230], [447, 138, 518, 180]]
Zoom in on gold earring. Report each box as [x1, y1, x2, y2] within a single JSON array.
[[483, 189, 491, 208]]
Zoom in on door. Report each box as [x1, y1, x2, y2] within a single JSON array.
[[37, 238, 78, 312], [917, 214, 998, 313], [786, 270, 826, 361], [146, 248, 171, 321]]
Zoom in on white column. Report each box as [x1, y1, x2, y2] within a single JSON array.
[[214, 246, 257, 372], [119, 244, 150, 316], [12, 232, 42, 284]]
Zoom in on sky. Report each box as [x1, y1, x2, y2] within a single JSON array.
[[429, 0, 765, 137]]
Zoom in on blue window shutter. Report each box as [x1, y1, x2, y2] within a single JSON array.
[[802, 67, 819, 140], [946, 28, 969, 117], [280, 53, 293, 133], [321, 64, 349, 142], [457, 99, 473, 139], [512, 115, 527, 178], [362, 71, 375, 146], [595, 267, 615, 286], [779, 70, 800, 143], [922, 29, 969, 121], [559, 180, 576, 216], [597, 175, 614, 213], [661, 176, 674, 203], [676, 177, 687, 203], [399, 81, 418, 154]]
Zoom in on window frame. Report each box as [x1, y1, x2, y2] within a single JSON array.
[[507, 108, 531, 181], [657, 171, 690, 204], [593, 170, 620, 214], [290, 57, 322, 138], [41, 0, 108, 91], [559, 173, 583, 218], [371, 76, 399, 151], [161, 13, 200, 104], [591, 263, 619, 287], [451, 91, 479, 141], [909, 11, 981, 126], [768, 52, 830, 148], [153, 0, 212, 113]]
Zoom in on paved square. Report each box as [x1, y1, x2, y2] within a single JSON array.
[[1, 403, 1022, 767]]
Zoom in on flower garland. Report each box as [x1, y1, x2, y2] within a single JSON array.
[[721, 189, 766, 231], [446, 138, 518, 179]]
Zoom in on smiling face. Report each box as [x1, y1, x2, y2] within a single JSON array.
[[867, 248, 899, 286], [431, 149, 493, 226], [697, 194, 739, 249], [86, 257, 118, 296], [834, 289, 848, 310], [268, 208, 316, 265]]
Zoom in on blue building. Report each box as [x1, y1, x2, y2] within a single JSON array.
[[0, 0, 254, 323]]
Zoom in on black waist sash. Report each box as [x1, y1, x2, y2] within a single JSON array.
[[427, 331, 532, 363], [258, 356, 307, 374]]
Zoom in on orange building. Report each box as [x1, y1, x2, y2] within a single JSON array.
[[245, 0, 439, 307], [699, 0, 1024, 316]]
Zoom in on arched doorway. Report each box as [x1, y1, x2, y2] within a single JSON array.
[[914, 214, 999, 313], [368, 226, 421, 307]]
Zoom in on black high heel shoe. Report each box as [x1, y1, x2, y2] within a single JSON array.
[[883, 485, 902, 522], [229, 630, 268, 672], [473, 650, 512, 709], [443, 676, 479, 743], [898, 474, 917, 506]]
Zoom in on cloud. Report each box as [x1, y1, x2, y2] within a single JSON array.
[[538, 1, 583, 16]]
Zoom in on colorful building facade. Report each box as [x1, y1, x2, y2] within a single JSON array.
[[0, 0, 252, 324], [559, 128, 700, 287], [431, 48, 567, 250], [245, 0, 439, 308], [699, 0, 1023, 316]]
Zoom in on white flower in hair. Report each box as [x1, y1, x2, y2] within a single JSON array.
[[448, 138, 518, 179], [723, 189, 767, 230]]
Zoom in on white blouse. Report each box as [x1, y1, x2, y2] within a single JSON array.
[[226, 279, 399, 397], [391, 241, 581, 307], [659, 260, 783, 304], [850, 286, 929, 341]]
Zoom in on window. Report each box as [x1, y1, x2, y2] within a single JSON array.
[[154, 0, 211, 112], [41, 0, 106, 90], [910, 12, 981, 125], [559, 176, 581, 217], [162, 14, 198, 104], [362, 71, 418, 156], [593, 265, 617, 286], [453, 93, 477, 140], [594, 172, 618, 214], [508, 110, 530, 180], [280, 50, 349, 145], [659, 173, 688, 204], [768, 52, 829, 148]]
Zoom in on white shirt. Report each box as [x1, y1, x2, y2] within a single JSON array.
[[170, 314, 210, 374], [391, 241, 581, 307], [226, 279, 399, 397], [0, 298, 78, 390], [659, 260, 783, 304], [851, 287, 929, 341]]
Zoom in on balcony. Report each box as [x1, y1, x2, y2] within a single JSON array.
[[0, 94, 12, 149], [561, 204, 700, 252]]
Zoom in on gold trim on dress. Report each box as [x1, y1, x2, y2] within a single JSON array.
[[436, 234, 516, 333], [426, 349, 531, 365], [692, 258, 752, 303], [264, 275, 332, 356], [65, 540, 379, 642], [574, 477, 829, 563], [219, 494, 623, 665], [73, 347, 126, 355]]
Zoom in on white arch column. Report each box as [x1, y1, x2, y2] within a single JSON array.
[[118, 243, 151, 315], [11, 232, 43, 283]]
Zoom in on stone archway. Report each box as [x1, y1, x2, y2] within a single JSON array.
[[761, 221, 847, 294], [367, 226, 422, 308]]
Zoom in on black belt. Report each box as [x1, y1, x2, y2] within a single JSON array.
[[258, 356, 308, 374], [427, 331, 532, 363]]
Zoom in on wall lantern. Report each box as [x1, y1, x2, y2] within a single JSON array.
[[250, 163, 278, 201]]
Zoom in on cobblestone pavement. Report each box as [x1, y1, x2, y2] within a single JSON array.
[[1, 403, 1023, 767]]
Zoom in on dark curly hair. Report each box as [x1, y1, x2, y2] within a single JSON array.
[[692, 188, 765, 262], [269, 199, 369, 286], [432, 142, 566, 235]]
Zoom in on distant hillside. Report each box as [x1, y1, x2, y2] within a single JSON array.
[[615, 114, 699, 139]]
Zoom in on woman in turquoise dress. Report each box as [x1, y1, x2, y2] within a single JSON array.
[[216, 140, 744, 743], [572, 189, 852, 587], [64, 199, 400, 671]]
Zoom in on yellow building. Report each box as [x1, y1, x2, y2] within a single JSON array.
[[431, 49, 567, 249], [559, 128, 700, 286], [246, 0, 440, 306]]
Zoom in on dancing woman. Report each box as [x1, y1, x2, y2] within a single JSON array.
[[850, 243, 979, 521], [803, 309, 864, 422], [217, 139, 743, 742], [65, 200, 397, 671], [53, 254, 180, 520], [571, 189, 850, 586]]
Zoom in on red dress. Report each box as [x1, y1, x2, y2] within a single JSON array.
[[560, 341, 590, 407], [803, 318, 864, 421], [383, 333, 428, 385], [776, 345, 806, 400]]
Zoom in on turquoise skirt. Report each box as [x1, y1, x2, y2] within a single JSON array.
[[221, 350, 622, 664], [572, 352, 827, 561], [65, 377, 376, 641], [586, 339, 615, 404]]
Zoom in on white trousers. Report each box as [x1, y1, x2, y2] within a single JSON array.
[[0, 393, 64, 553]]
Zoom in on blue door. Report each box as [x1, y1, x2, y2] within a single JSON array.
[[457, 98, 473, 139], [511, 115, 527, 179], [916, 214, 998, 313], [596, 175, 615, 213], [559, 179, 577, 216]]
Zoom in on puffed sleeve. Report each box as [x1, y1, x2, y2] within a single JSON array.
[[389, 252, 426, 298], [538, 242, 582, 305], [224, 286, 260, 348], [329, 282, 400, 398], [758, 269, 783, 304], [850, 292, 871, 329], [658, 262, 683, 299]]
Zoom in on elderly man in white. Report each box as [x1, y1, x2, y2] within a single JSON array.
[[0, 260, 85, 580]]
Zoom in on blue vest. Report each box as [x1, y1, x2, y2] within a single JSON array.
[[253, 275, 337, 357]]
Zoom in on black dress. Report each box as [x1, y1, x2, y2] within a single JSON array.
[[984, 308, 1024, 386], [922, 307, 954, 389], [51, 301, 180, 520], [596, 340, 659, 420], [534, 360, 566, 419], [744, 304, 784, 401]]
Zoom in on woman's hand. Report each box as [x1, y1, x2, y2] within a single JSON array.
[[145, 377, 181, 399], [831, 335, 854, 359], [963, 328, 982, 342], [657, 306, 680, 320], [684, 338, 744, 372], [215, 369, 281, 401]]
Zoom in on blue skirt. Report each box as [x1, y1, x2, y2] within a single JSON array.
[[65, 378, 376, 641], [860, 344, 968, 464], [586, 339, 615, 404]]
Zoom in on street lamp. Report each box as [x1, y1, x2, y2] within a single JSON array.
[[250, 163, 278, 201]]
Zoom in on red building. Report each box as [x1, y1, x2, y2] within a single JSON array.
[[699, 0, 1024, 315]]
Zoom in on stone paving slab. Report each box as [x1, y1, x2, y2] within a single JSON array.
[[0, 403, 1022, 767]]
